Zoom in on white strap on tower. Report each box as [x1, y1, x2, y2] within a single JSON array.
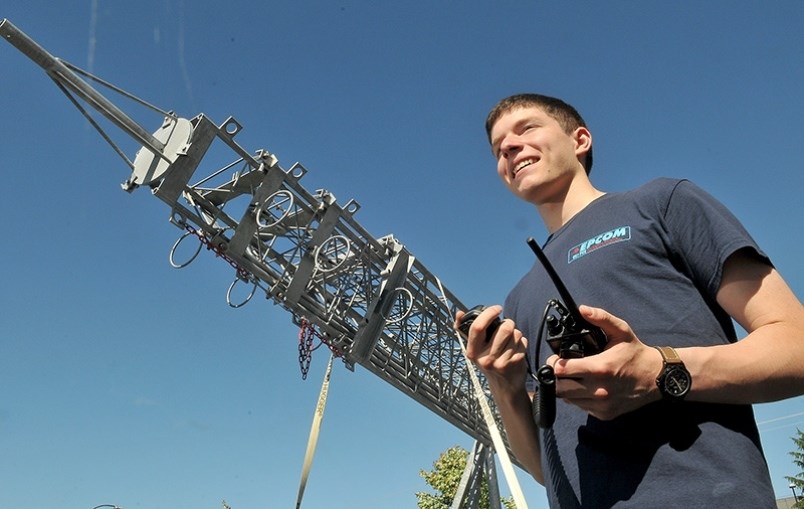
[[295, 353, 335, 509], [456, 335, 530, 509], [437, 278, 530, 509]]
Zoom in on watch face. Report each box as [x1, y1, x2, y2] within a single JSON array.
[[663, 366, 691, 397]]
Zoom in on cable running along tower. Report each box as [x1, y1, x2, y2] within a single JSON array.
[[1, 18, 520, 508]]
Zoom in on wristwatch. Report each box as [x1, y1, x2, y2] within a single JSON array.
[[654, 346, 692, 400]]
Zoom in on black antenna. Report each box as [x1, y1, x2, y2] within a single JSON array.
[[526, 237, 607, 357], [526, 237, 584, 324]]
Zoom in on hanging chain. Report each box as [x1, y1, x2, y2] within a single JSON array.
[[298, 320, 316, 380], [298, 318, 342, 380], [182, 222, 251, 282]]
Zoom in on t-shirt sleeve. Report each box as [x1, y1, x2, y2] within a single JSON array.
[[661, 179, 770, 299]]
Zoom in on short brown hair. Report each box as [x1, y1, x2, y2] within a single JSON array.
[[485, 93, 593, 174]]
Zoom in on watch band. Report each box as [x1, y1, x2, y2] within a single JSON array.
[[654, 345, 683, 364], [654, 345, 692, 400]]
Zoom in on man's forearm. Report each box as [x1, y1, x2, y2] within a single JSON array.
[[683, 325, 804, 404], [490, 383, 545, 484]]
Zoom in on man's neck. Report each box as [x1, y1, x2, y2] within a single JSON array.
[[537, 177, 605, 234]]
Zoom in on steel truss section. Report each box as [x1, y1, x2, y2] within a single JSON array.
[[452, 441, 502, 509], [1, 17, 510, 461]]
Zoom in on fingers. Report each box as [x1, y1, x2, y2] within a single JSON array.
[[455, 306, 528, 379], [454, 305, 503, 334], [454, 309, 465, 328], [469, 316, 516, 361], [456, 305, 503, 356], [552, 306, 658, 420], [579, 304, 634, 343]]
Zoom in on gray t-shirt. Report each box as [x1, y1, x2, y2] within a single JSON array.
[[505, 178, 774, 508]]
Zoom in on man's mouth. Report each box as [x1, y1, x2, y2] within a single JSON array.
[[513, 158, 537, 178]]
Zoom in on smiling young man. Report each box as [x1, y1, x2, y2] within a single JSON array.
[[457, 93, 804, 508]]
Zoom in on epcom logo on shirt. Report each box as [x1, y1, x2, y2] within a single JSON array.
[[568, 226, 631, 263]]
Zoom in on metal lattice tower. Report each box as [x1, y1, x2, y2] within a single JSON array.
[[1, 18, 514, 503]]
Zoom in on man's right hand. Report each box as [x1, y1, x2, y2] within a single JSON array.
[[456, 305, 529, 393]]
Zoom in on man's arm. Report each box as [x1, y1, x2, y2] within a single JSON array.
[[488, 383, 545, 484], [552, 249, 804, 419], [457, 306, 545, 483], [683, 248, 804, 403]]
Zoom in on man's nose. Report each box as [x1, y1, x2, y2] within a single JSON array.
[[499, 134, 523, 158]]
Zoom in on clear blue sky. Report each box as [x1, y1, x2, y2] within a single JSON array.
[[2, 2, 802, 508]]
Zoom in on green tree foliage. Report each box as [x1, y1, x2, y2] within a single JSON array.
[[787, 429, 804, 508], [417, 445, 516, 509]]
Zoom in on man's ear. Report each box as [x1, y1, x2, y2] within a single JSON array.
[[573, 126, 592, 157]]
